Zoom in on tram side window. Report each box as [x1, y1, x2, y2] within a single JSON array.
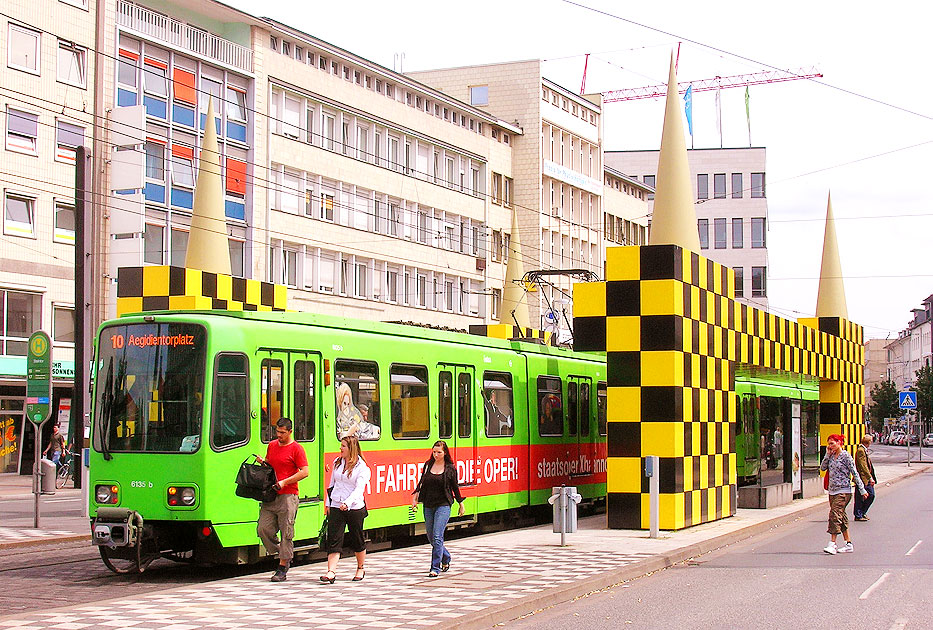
[[439, 371, 453, 439], [211, 353, 249, 449], [293, 360, 315, 441], [537, 376, 563, 437], [580, 381, 590, 437], [390, 364, 429, 439], [567, 381, 578, 436], [335, 360, 381, 440], [261, 358, 284, 443], [483, 372, 513, 437], [597, 382, 607, 436]]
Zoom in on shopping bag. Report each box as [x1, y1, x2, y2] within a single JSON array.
[[235, 455, 278, 502], [317, 516, 328, 549]]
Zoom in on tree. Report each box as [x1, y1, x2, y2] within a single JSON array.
[[868, 380, 898, 432], [914, 365, 933, 426]]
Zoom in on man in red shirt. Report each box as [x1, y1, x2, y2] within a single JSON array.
[[257, 417, 308, 582]]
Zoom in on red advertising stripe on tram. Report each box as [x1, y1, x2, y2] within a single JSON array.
[[324, 441, 606, 509]]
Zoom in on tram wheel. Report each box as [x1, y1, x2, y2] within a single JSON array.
[[98, 544, 157, 574]]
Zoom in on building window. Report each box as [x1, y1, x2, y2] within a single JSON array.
[[170, 229, 188, 266], [697, 174, 708, 200], [491, 288, 501, 320], [504, 177, 513, 207], [751, 266, 767, 297], [492, 173, 502, 204], [320, 192, 335, 222], [713, 173, 726, 199], [751, 172, 766, 198], [732, 217, 743, 248], [282, 249, 298, 288], [170, 147, 194, 188], [751, 217, 766, 248], [226, 86, 247, 122], [643, 175, 655, 200], [54, 201, 75, 244], [53, 306, 75, 344], [145, 141, 164, 180], [0, 290, 41, 355], [8, 24, 40, 74], [731, 173, 743, 198], [4, 193, 35, 237], [6, 108, 39, 154], [733, 267, 744, 297], [697, 218, 709, 249], [470, 85, 489, 106], [55, 120, 84, 164], [714, 218, 726, 249], [57, 41, 86, 87], [144, 223, 164, 264]]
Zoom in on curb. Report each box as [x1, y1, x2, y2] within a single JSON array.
[[0, 533, 90, 551], [435, 464, 930, 630]]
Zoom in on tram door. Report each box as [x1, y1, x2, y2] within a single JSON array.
[[567, 376, 594, 477], [259, 351, 323, 503], [438, 364, 478, 498]]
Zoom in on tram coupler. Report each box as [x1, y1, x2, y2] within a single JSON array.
[[93, 507, 143, 548]]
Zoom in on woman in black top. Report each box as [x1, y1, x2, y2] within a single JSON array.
[[411, 440, 464, 577]]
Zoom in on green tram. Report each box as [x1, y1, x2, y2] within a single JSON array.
[[734, 371, 820, 484], [89, 310, 609, 573]]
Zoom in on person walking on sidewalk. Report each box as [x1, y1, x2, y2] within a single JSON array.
[[854, 434, 877, 521], [820, 434, 868, 555], [320, 435, 370, 583], [411, 440, 465, 577], [43, 423, 68, 471], [257, 418, 309, 583]]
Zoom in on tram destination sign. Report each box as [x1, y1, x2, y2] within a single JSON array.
[[26, 331, 52, 425]]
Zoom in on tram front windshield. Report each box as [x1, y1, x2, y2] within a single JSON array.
[[94, 323, 206, 454]]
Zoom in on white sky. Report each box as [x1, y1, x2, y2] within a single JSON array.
[[226, 0, 933, 339]]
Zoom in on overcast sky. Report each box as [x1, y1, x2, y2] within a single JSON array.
[[226, 0, 933, 339]]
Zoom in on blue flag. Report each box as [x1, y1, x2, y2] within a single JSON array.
[[683, 85, 693, 136]]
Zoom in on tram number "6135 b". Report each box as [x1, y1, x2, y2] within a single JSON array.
[[131, 480, 153, 488]]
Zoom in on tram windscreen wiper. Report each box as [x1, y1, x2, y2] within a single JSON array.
[[99, 359, 114, 461]]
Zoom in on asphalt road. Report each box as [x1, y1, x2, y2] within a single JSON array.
[[500, 468, 933, 630]]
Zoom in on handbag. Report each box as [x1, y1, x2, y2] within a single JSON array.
[[823, 470, 829, 490], [317, 515, 328, 548], [235, 454, 278, 502]]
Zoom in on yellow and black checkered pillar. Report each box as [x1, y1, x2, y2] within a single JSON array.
[[575, 244, 735, 530], [799, 316, 865, 455], [116, 266, 288, 315]]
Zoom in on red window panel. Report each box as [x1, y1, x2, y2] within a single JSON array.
[[143, 57, 167, 69], [118, 48, 139, 61], [171, 144, 194, 160], [172, 68, 196, 105], [225, 158, 247, 196]]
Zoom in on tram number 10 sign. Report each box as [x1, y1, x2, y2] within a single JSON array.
[[26, 331, 52, 426]]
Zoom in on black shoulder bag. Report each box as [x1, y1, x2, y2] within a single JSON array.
[[235, 454, 278, 503]]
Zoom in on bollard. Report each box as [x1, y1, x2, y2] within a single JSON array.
[[645, 456, 659, 538]]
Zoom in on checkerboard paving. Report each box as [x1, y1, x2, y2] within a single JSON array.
[[0, 526, 85, 544], [0, 542, 651, 629]]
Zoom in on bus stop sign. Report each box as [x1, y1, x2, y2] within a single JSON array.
[[26, 331, 52, 425]]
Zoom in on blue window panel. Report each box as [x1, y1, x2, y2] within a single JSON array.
[[115, 189, 136, 195], [143, 95, 167, 119], [171, 188, 193, 209], [144, 183, 166, 204], [200, 114, 223, 135], [225, 200, 245, 221], [172, 104, 195, 128], [226, 122, 247, 143], [117, 89, 137, 107]]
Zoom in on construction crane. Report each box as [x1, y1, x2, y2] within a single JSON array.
[[598, 67, 822, 103]]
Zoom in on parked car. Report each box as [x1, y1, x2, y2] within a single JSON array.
[[890, 431, 906, 446], [922, 433, 933, 447], [909, 433, 920, 444]]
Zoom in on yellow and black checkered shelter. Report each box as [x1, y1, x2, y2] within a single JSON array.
[[574, 244, 864, 530], [116, 266, 288, 315]]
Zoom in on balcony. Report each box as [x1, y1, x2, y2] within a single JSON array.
[[116, 0, 252, 73]]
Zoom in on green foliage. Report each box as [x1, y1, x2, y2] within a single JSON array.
[[868, 379, 899, 432], [914, 365, 933, 422]]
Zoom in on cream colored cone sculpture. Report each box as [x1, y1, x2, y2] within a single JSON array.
[[815, 193, 848, 319], [502, 208, 529, 327]]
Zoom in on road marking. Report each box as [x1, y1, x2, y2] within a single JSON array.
[[859, 572, 890, 600], [889, 618, 908, 630], [906, 540, 922, 556]]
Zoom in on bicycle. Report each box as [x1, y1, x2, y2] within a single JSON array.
[[56, 450, 73, 489]]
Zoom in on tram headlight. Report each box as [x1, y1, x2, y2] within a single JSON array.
[[95, 484, 118, 504], [167, 485, 197, 507]]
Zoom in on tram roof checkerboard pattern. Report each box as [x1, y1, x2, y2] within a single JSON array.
[[574, 244, 864, 530]]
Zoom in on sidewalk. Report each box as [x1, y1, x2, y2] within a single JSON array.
[[0, 473, 88, 548], [0, 463, 927, 630]]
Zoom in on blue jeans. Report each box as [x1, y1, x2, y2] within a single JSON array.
[[51, 452, 61, 470], [423, 504, 451, 573], [854, 483, 875, 518]]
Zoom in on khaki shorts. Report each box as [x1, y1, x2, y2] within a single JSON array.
[[827, 493, 851, 535]]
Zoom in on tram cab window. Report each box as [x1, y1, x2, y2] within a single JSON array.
[[390, 364, 429, 439], [260, 358, 284, 443], [579, 381, 591, 437], [597, 382, 607, 436], [483, 372, 513, 437], [293, 360, 315, 441], [567, 382, 578, 436], [335, 360, 381, 440], [211, 353, 249, 449], [439, 371, 452, 439], [537, 376, 563, 436]]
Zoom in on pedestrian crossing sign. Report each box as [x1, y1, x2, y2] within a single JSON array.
[[899, 390, 917, 409]]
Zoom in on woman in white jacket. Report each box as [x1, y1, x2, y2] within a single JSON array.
[[320, 435, 371, 582]]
